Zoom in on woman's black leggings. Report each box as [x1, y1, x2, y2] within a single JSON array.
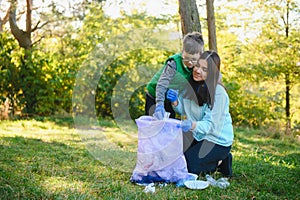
[[183, 136, 232, 176]]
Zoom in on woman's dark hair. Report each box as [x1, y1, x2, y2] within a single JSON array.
[[184, 51, 221, 109]]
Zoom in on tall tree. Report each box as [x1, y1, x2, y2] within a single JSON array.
[[236, 0, 300, 132], [206, 0, 217, 51], [254, 0, 299, 134], [8, 0, 35, 114], [7, 0, 49, 114], [178, 0, 202, 35], [280, 0, 297, 134]]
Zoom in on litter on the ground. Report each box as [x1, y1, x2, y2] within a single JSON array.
[[184, 180, 209, 190], [176, 173, 198, 187], [205, 174, 230, 189], [158, 183, 168, 188], [143, 183, 155, 193]]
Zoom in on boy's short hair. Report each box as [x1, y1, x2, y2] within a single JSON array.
[[182, 32, 204, 55]]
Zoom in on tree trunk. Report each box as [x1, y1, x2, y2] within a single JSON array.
[[9, 0, 32, 49], [178, 0, 202, 36], [284, 0, 291, 134], [285, 72, 291, 135], [206, 0, 217, 51], [8, 0, 36, 115]]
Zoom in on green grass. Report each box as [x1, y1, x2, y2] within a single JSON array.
[[0, 118, 299, 199]]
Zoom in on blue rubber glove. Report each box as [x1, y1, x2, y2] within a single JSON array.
[[177, 119, 193, 132], [153, 104, 165, 120], [166, 89, 179, 103]]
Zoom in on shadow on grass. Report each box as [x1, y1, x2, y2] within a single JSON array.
[[0, 136, 135, 199]]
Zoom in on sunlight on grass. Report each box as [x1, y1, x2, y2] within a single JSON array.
[[113, 119, 139, 135], [102, 127, 138, 150], [0, 119, 83, 147], [233, 140, 252, 151], [43, 177, 85, 193], [264, 157, 296, 169], [75, 127, 137, 151], [75, 128, 138, 173]]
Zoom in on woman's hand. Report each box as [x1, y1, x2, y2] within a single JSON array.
[[177, 119, 193, 132]]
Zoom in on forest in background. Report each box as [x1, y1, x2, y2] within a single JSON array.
[[0, 0, 299, 136]]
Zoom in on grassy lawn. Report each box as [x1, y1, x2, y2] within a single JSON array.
[[0, 117, 299, 199]]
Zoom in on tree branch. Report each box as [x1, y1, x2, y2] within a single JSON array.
[[32, 36, 44, 46], [0, 5, 11, 31], [32, 21, 50, 32]]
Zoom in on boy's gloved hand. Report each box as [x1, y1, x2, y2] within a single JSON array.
[[153, 104, 165, 120], [177, 119, 193, 132], [166, 89, 178, 103]]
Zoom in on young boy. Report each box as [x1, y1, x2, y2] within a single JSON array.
[[145, 32, 204, 119]]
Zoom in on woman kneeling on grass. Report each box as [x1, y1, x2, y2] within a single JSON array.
[[166, 51, 234, 177]]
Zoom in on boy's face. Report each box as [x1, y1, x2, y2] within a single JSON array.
[[182, 51, 201, 68]]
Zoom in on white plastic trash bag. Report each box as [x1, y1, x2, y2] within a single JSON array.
[[130, 116, 189, 184]]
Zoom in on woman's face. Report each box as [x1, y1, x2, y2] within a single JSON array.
[[193, 59, 208, 81]]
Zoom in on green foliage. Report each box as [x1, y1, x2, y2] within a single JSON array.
[[95, 49, 173, 119], [0, 32, 21, 112], [212, 0, 300, 130], [0, 29, 84, 116], [39, 31, 84, 114], [73, 3, 179, 119], [19, 50, 52, 115], [1, 0, 299, 134], [235, 1, 300, 129]]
